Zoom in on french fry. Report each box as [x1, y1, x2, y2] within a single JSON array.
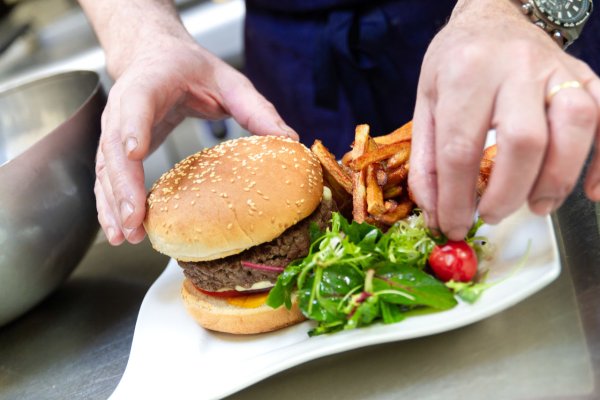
[[373, 120, 413, 145], [353, 171, 368, 223], [476, 175, 489, 197], [341, 151, 353, 167], [349, 141, 410, 171], [384, 199, 398, 211], [312, 120, 498, 228], [366, 164, 385, 215], [376, 168, 388, 186], [476, 144, 497, 195], [385, 143, 411, 170], [383, 185, 403, 199], [375, 198, 414, 225], [351, 125, 371, 223], [323, 172, 353, 219], [383, 164, 409, 189], [351, 124, 371, 159], [482, 144, 497, 161], [311, 140, 353, 194]]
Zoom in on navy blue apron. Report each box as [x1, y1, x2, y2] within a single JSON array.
[[244, 0, 600, 158]]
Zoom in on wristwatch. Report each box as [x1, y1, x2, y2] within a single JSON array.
[[517, 0, 594, 48]]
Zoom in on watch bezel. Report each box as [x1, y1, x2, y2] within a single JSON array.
[[532, 0, 593, 28]]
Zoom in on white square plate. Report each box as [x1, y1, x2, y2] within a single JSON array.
[[109, 206, 560, 400]]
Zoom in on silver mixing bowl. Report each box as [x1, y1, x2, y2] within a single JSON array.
[[0, 70, 105, 326]]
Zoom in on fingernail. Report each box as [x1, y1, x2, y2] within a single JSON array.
[[480, 213, 500, 225], [106, 227, 116, 242], [531, 197, 557, 215], [422, 210, 431, 225], [123, 227, 134, 239], [446, 226, 469, 241], [278, 121, 298, 139], [422, 210, 434, 227], [120, 200, 134, 225], [124, 136, 138, 155]]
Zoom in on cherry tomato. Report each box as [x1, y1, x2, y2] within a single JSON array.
[[428, 240, 478, 282]]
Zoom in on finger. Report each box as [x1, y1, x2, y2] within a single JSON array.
[[95, 179, 125, 246], [478, 79, 547, 224], [119, 85, 156, 161], [408, 88, 439, 230], [529, 73, 597, 214], [102, 95, 148, 233], [98, 149, 146, 244], [123, 226, 146, 244], [94, 153, 126, 245], [434, 61, 496, 240], [582, 79, 600, 200], [218, 71, 298, 140]]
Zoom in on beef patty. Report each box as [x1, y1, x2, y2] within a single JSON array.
[[179, 196, 334, 292]]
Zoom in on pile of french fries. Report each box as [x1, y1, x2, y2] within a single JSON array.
[[311, 121, 496, 228]]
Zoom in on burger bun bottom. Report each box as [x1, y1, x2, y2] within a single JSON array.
[[181, 279, 306, 334]]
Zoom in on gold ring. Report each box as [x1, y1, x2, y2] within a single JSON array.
[[546, 80, 583, 104]]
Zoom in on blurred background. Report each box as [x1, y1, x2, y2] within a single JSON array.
[[0, 0, 247, 193]]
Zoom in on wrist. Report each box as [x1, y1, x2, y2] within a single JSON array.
[[80, 0, 194, 78], [104, 23, 194, 78], [451, 0, 528, 24]]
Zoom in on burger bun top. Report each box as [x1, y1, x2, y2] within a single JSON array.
[[144, 135, 323, 262]]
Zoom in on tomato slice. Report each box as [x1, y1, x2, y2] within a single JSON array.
[[428, 240, 478, 282]]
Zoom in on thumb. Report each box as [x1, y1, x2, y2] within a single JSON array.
[[219, 71, 298, 140]]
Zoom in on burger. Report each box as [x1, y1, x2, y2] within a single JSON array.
[[144, 135, 333, 334]]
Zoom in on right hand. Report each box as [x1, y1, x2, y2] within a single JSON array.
[[95, 33, 297, 246]]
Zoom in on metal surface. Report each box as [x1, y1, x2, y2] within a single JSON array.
[[0, 179, 599, 399], [0, 70, 104, 326]]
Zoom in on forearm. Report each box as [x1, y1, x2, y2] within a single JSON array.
[[78, 0, 193, 77]]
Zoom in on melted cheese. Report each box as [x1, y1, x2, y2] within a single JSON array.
[[226, 292, 270, 308]]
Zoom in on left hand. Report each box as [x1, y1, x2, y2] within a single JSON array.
[[409, 0, 600, 240]]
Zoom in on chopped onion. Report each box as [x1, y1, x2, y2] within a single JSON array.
[[241, 261, 285, 273]]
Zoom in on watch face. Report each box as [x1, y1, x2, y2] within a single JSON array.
[[534, 0, 592, 26]]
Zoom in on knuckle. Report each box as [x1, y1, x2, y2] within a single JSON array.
[[512, 41, 536, 66], [100, 132, 121, 155], [571, 59, 594, 78], [447, 45, 486, 81], [541, 170, 575, 198], [502, 125, 547, 155], [95, 159, 105, 177], [440, 136, 482, 169], [110, 175, 130, 201], [553, 95, 597, 127]]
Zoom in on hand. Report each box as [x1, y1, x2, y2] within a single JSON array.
[[95, 33, 297, 245], [408, 0, 600, 240]]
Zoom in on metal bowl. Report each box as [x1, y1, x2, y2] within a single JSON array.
[[0, 70, 105, 326]]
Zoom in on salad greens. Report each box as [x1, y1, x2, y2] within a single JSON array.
[[267, 211, 492, 336]]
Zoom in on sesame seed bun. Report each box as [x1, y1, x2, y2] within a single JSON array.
[[181, 278, 305, 334], [144, 135, 324, 262]]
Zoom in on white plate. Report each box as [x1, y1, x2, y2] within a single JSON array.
[[109, 206, 560, 400]]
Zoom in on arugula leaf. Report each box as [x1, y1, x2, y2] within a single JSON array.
[[309, 221, 324, 244], [380, 301, 405, 325], [266, 261, 303, 309], [372, 262, 458, 310], [267, 211, 491, 336], [445, 280, 492, 303]]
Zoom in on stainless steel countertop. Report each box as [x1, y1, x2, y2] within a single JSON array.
[[1, 177, 599, 400]]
